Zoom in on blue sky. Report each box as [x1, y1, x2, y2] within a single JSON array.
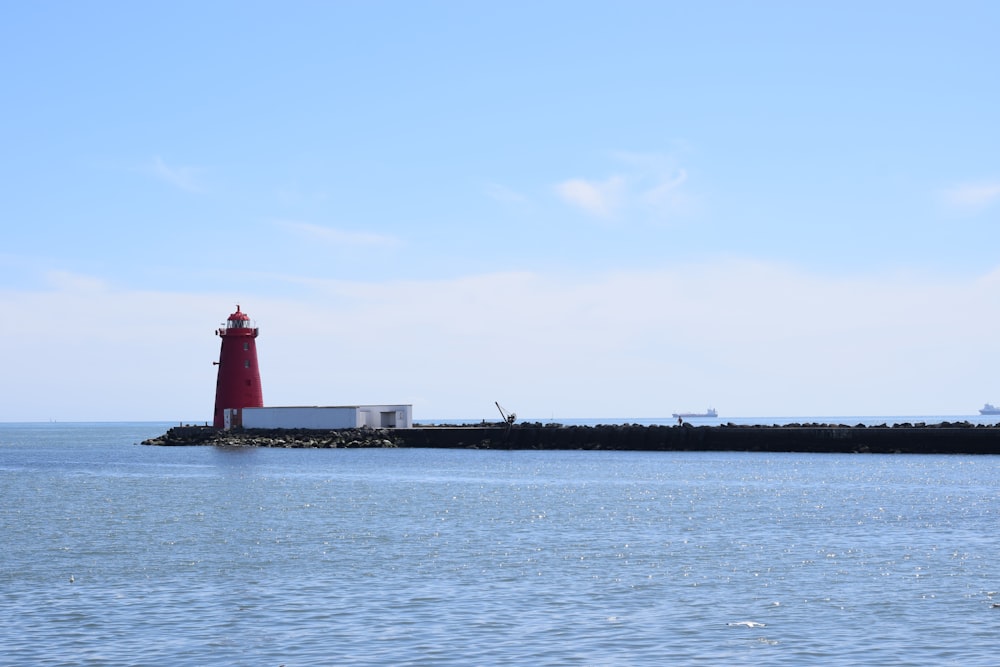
[[3, 1, 999, 421]]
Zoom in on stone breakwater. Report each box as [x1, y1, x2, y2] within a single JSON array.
[[142, 426, 400, 449], [142, 421, 1000, 454]]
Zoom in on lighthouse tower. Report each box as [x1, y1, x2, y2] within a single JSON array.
[[213, 305, 264, 428]]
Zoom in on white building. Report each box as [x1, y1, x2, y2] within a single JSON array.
[[222, 405, 412, 430]]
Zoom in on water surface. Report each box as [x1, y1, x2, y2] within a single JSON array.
[[2, 422, 998, 665]]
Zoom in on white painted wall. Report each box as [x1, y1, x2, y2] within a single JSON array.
[[238, 405, 412, 430]]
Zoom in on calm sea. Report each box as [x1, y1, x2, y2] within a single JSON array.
[[2, 420, 1000, 666]]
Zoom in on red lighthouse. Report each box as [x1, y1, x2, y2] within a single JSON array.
[[213, 305, 264, 428]]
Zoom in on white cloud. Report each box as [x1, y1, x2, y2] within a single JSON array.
[[554, 175, 626, 218], [940, 180, 1000, 211], [554, 152, 693, 221], [3, 261, 999, 421], [276, 220, 401, 247], [149, 156, 204, 192]]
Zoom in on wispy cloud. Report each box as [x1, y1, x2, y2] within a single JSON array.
[[44, 270, 109, 292], [484, 182, 528, 204], [642, 168, 688, 209], [554, 176, 626, 218], [554, 152, 692, 221], [276, 220, 401, 247], [940, 180, 1000, 212], [149, 156, 204, 192]]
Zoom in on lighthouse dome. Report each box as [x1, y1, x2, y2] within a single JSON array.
[[225, 305, 253, 329]]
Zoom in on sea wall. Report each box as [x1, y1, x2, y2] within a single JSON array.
[[141, 426, 399, 448], [142, 421, 1000, 455]]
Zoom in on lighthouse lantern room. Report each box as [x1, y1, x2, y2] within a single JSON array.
[[213, 305, 264, 428]]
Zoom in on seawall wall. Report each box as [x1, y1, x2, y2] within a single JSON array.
[[143, 422, 1000, 455]]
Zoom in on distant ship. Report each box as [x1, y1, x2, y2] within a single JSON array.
[[672, 408, 718, 419], [980, 403, 1000, 415]]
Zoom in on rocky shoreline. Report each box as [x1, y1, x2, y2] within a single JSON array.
[[141, 421, 1000, 455], [142, 425, 401, 448]]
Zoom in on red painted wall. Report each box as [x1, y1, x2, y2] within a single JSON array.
[[212, 307, 264, 428]]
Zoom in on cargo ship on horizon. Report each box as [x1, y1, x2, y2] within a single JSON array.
[[672, 408, 718, 419]]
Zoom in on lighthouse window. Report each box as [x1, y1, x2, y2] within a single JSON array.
[[244, 360, 250, 368], [243, 342, 249, 351]]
